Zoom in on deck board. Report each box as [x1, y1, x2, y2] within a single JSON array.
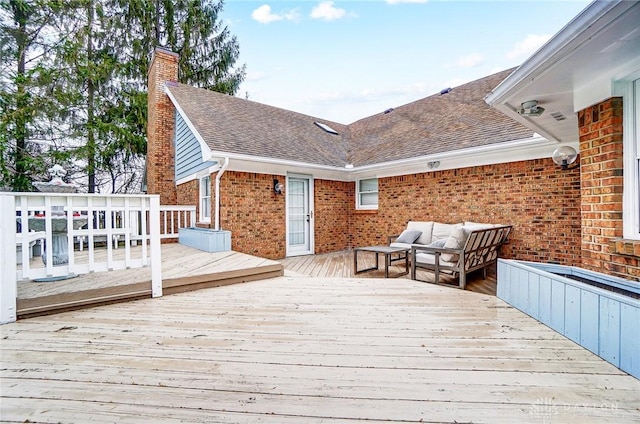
[[281, 250, 497, 294], [16, 244, 283, 317], [2, 276, 639, 423]]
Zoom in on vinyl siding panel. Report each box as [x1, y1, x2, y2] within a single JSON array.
[[175, 112, 215, 180]]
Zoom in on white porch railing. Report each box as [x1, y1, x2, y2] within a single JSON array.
[[159, 205, 197, 239], [1, 193, 198, 324]]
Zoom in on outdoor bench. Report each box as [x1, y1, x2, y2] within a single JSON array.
[[388, 221, 512, 289]]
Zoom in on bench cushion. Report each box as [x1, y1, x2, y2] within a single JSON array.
[[415, 252, 457, 267], [406, 221, 434, 245], [395, 229, 422, 244], [432, 222, 463, 241]]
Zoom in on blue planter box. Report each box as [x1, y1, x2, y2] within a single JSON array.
[[178, 227, 231, 253], [497, 259, 640, 379]]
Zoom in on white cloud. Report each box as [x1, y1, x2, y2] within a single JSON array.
[[251, 5, 300, 24], [386, 0, 428, 4], [454, 53, 484, 68], [507, 34, 551, 59], [310, 1, 348, 21]]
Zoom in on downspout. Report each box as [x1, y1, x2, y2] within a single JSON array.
[[214, 157, 229, 231]]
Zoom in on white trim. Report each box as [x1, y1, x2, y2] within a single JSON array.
[[619, 77, 640, 240], [285, 174, 314, 257], [214, 157, 229, 231], [356, 177, 379, 210], [196, 135, 559, 182], [0, 195, 17, 323], [199, 175, 211, 224], [485, 1, 631, 107], [176, 163, 221, 186], [166, 85, 212, 163]]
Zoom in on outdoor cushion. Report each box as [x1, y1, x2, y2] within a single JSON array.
[[395, 229, 422, 244], [441, 227, 465, 262], [390, 242, 413, 249], [431, 222, 463, 241], [406, 221, 434, 245], [414, 252, 457, 267], [427, 238, 447, 248]]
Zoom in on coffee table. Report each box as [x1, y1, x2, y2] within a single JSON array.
[[354, 245, 410, 278]]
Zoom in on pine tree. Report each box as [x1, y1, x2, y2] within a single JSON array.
[[0, 0, 67, 191]]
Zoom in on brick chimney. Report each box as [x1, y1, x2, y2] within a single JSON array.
[[146, 47, 179, 205]]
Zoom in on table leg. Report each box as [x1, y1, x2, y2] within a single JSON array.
[[354, 249, 379, 274], [384, 253, 389, 278]]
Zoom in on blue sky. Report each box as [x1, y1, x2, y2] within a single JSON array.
[[221, 0, 591, 124]]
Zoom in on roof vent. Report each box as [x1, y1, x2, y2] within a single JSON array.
[[550, 111, 567, 121], [440, 87, 452, 95], [383, 108, 394, 114], [314, 121, 339, 135]]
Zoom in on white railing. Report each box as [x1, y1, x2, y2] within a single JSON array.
[[1, 193, 164, 324], [159, 205, 197, 239]]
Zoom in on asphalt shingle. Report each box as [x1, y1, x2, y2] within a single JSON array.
[[167, 68, 534, 168]]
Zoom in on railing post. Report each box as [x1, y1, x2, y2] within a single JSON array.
[[1, 194, 17, 324], [149, 195, 163, 297]]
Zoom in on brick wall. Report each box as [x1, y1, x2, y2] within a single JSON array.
[[579, 97, 640, 280], [220, 172, 287, 258], [314, 179, 352, 254], [352, 159, 582, 265], [147, 47, 178, 205]]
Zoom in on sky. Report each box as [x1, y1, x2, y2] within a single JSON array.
[[220, 0, 592, 124]]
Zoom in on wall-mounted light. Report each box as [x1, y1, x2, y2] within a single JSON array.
[[273, 179, 284, 194], [427, 161, 440, 169], [517, 100, 545, 117], [552, 146, 579, 170]]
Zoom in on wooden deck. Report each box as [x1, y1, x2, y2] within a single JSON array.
[[280, 250, 498, 295], [2, 276, 639, 423], [17, 244, 283, 318]]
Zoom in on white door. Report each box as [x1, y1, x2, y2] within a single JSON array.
[[286, 176, 314, 256]]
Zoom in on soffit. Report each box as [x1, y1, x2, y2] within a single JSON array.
[[485, 1, 640, 143]]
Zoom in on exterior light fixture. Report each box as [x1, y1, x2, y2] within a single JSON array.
[[517, 100, 545, 117], [552, 146, 578, 170], [273, 179, 284, 194], [427, 161, 440, 169]]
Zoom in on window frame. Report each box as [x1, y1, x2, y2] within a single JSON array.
[[356, 177, 379, 210], [619, 75, 640, 240], [199, 175, 211, 223]]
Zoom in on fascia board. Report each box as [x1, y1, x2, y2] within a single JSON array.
[[206, 150, 348, 173], [489, 103, 566, 142], [175, 163, 221, 186], [485, 0, 628, 106], [202, 135, 566, 182], [350, 136, 566, 179], [165, 85, 212, 163]]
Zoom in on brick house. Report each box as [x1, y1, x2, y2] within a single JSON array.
[[147, 1, 639, 281]]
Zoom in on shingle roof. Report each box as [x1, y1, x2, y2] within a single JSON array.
[[346, 68, 534, 166], [167, 83, 349, 167], [166, 68, 534, 168]]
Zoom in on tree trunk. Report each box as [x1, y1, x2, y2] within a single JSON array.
[[12, 0, 29, 191], [86, 1, 96, 193]]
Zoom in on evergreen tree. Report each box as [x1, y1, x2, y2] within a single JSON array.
[[0, 0, 68, 191], [2, 0, 245, 193]]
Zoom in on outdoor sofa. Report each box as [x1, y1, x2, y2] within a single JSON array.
[[388, 221, 512, 289]]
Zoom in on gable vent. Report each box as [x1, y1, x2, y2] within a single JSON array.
[[550, 111, 567, 121]]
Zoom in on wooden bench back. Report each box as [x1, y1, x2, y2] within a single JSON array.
[[462, 225, 512, 270]]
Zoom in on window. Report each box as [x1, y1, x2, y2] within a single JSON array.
[[621, 76, 640, 239], [200, 175, 211, 223], [357, 178, 378, 209]]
